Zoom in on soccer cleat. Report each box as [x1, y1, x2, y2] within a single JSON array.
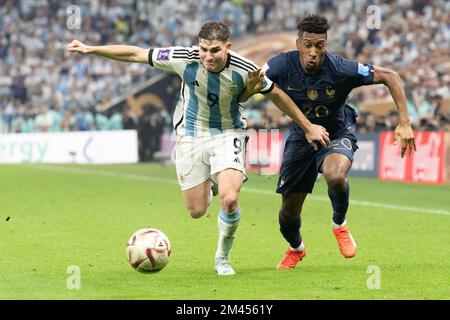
[[211, 181, 219, 197], [277, 247, 306, 269], [333, 224, 357, 258], [215, 257, 236, 276], [207, 181, 218, 206]]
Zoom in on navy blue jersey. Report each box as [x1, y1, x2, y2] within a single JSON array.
[[264, 51, 374, 139]]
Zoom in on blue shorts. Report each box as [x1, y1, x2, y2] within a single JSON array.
[[276, 130, 358, 195]]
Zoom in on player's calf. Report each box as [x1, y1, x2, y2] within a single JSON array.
[[182, 180, 211, 218]]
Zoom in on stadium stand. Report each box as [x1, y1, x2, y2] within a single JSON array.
[[0, 0, 448, 136]]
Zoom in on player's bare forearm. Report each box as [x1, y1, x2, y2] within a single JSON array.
[[87, 45, 148, 63], [373, 66, 410, 124], [373, 66, 416, 156], [265, 87, 311, 130], [67, 40, 149, 63], [265, 87, 330, 149]]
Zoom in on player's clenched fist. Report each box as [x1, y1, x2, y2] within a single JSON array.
[[67, 40, 88, 54]]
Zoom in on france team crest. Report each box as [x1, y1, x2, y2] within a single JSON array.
[[307, 89, 318, 100]]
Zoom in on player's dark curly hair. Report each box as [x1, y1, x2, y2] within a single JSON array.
[[198, 21, 230, 42], [297, 14, 330, 36]]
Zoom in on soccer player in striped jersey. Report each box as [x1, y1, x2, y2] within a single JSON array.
[[67, 21, 330, 276]]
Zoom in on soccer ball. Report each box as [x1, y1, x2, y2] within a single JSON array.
[[126, 228, 171, 273]]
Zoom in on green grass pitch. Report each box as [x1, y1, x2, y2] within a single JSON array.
[[1, 163, 449, 299]]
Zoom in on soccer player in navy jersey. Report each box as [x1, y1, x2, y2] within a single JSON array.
[[246, 14, 416, 269], [67, 21, 329, 275]]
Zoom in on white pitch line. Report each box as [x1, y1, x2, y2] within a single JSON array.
[[31, 165, 179, 185], [244, 187, 450, 216], [30, 165, 450, 216]]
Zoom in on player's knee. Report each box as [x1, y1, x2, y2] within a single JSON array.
[[279, 206, 300, 221], [324, 172, 347, 189], [187, 205, 207, 219], [220, 191, 239, 212], [189, 210, 206, 219]]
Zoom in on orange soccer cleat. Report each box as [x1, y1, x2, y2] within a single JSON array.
[[277, 247, 306, 269], [333, 224, 357, 258]]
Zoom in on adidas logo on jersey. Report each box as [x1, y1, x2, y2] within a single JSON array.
[[234, 157, 240, 164]]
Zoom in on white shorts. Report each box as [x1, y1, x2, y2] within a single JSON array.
[[175, 132, 247, 191]]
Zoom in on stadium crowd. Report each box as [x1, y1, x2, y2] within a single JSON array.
[[1, 0, 449, 138]]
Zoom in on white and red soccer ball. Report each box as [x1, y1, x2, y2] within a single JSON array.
[[126, 228, 171, 273]]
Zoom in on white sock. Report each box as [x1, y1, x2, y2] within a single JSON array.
[[333, 219, 347, 228], [291, 242, 304, 252], [215, 208, 240, 259]]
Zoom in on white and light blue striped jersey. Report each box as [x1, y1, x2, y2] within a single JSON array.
[[148, 46, 274, 136]]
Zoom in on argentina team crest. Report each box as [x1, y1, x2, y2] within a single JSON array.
[[307, 89, 318, 100], [229, 84, 238, 95]]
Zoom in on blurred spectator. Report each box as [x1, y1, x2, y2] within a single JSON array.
[[419, 117, 439, 131], [61, 109, 77, 132], [432, 95, 449, 125], [149, 110, 166, 159], [365, 112, 378, 133], [355, 111, 369, 133], [49, 105, 62, 132], [122, 106, 138, 130], [95, 111, 109, 131], [76, 107, 96, 131], [10, 76, 27, 104], [108, 111, 123, 130], [242, 106, 264, 129], [138, 105, 154, 162], [0, 108, 6, 133], [387, 110, 400, 131], [159, 109, 173, 134], [35, 105, 54, 132]]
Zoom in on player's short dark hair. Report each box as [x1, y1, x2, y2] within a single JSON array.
[[297, 14, 330, 36], [198, 21, 230, 42]]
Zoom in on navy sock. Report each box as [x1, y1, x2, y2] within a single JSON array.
[[279, 213, 302, 249], [328, 182, 350, 225]]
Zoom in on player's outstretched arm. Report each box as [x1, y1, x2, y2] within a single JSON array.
[[264, 86, 330, 151], [373, 66, 416, 157], [67, 40, 149, 63]]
